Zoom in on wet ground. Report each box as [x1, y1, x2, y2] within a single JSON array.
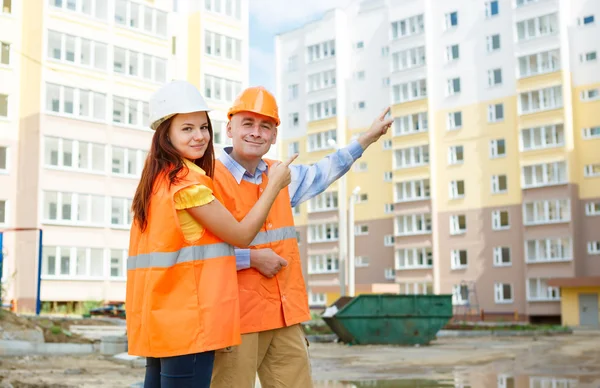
[[1, 330, 599, 387]]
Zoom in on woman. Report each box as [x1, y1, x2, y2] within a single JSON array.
[[126, 80, 296, 388]]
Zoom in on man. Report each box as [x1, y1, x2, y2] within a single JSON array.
[[211, 86, 393, 388]]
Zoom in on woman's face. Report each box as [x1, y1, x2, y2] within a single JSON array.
[[168, 111, 211, 161]]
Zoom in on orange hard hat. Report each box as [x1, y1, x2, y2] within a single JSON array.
[[227, 86, 280, 126]]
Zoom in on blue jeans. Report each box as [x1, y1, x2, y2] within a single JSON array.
[[144, 351, 215, 388]]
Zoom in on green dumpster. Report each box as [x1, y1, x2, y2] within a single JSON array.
[[321, 294, 453, 345]]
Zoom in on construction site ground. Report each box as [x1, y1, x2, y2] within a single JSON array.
[[1, 330, 599, 387]]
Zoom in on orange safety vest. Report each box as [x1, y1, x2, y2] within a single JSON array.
[[126, 166, 240, 358], [213, 159, 311, 334]]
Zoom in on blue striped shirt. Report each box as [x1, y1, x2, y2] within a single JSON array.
[[217, 140, 364, 270]]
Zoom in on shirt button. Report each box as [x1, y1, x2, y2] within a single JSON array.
[[259, 188, 264, 193], [268, 223, 272, 229]]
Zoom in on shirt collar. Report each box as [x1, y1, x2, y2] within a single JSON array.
[[183, 158, 206, 175], [219, 147, 268, 184]]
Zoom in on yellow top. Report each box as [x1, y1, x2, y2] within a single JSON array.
[[173, 160, 215, 241]]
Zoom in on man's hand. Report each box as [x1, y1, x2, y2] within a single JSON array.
[[357, 107, 394, 150], [250, 248, 288, 278]]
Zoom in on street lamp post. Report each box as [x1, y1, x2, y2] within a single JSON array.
[[328, 138, 347, 297], [348, 186, 360, 297]]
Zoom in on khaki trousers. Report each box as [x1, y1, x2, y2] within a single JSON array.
[[211, 324, 313, 388]]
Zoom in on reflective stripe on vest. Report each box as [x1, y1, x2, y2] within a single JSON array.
[[127, 242, 234, 270], [249, 226, 297, 247]]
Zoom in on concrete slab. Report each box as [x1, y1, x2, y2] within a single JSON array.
[[0, 340, 97, 356]]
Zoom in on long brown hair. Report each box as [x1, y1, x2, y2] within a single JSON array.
[[132, 114, 215, 231]]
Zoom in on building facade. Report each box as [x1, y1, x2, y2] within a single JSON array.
[[0, 0, 249, 312], [275, 0, 600, 321]]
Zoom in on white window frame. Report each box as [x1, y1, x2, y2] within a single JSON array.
[[489, 139, 506, 158], [287, 55, 298, 72], [578, 15, 595, 26], [308, 292, 326, 305], [446, 77, 461, 96], [588, 241, 600, 255], [307, 223, 339, 243], [308, 191, 338, 213], [449, 214, 467, 235], [486, 34, 501, 53], [447, 111, 462, 130], [355, 224, 369, 236], [517, 49, 561, 78], [487, 68, 503, 87], [392, 79, 427, 104], [516, 13, 559, 42], [384, 268, 395, 280], [395, 247, 433, 270], [521, 161, 568, 188], [0, 40, 11, 67], [49, 0, 109, 20], [525, 238, 573, 263], [308, 254, 339, 274], [384, 171, 393, 182], [582, 126, 600, 139], [306, 40, 336, 63], [111, 96, 149, 129], [287, 141, 299, 157], [110, 146, 146, 177], [308, 99, 337, 121], [584, 163, 600, 177], [488, 103, 504, 122], [494, 283, 513, 304], [45, 83, 107, 123], [448, 145, 464, 165], [355, 256, 370, 267], [42, 191, 106, 227], [445, 44, 459, 62], [526, 278, 561, 301], [0, 145, 9, 173], [395, 214, 432, 236], [391, 46, 426, 72], [485, 1, 499, 18], [110, 197, 133, 229], [452, 284, 469, 305], [492, 210, 510, 230], [382, 139, 392, 150], [449, 180, 465, 199], [391, 14, 424, 39], [523, 199, 571, 225], [395, 179, 430, 203], [586, 201, 600, 216], [354, 161, 368, 172], [444, 11, 458, 30], [581, 88, 600, 102], [46, 30, 108, 71], [384, 235, 395, 247], [41, 246, 107, 280], [520, 124, 565, 151], [384, 204, 394, 214], [307, 129, 336, 152], [451, 249, 468, 270], [0, 199, 7, 226], [394, 145, 429, 169], [393, 112, 428, 136], [491, 174, 508, 194], [580, 51, 597, 63], [44, 136, 106, 173], [288, 84, 299, 100], [493, 247, 512, 267]]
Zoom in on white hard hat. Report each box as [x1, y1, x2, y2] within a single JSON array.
[[148, 80, 210, 130]]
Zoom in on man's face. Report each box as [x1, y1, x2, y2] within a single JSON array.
[[227, 111, 278, 159]]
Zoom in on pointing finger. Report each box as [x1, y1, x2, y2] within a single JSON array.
[[379, 106, 391, 121], [283, 153, 299, 166]]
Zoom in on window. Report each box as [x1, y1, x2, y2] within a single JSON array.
[[395, 179, 430, 202], [392, 79, 427, 103], [354, 71, 365, 80], [453, 284, 469, 305], [488, 103, 504, 122], [516, 14, 559, 42], [204, 0, 242, 18], [400, 282, 433, 295], [449, 180, 465, 199], [45, 84, 106, 121], [521, 124, 565, 150], [308, 99, 337, 121], [113, 1, 167, 37], [0, 146, 6, 171], [393, 112, 428, 136], [204, 75, 242, 102], [109, 249, 126, 278], [498, 376, 515, 388], [1, 0, 11, 14], [583, 127, 600, 139], [44, 137, 105, 172], [111, 146, 146, 177], [384, 171, 393, 182], [444, 11, 458, 30], [391, 14, 424, 39], [354, 162, 368, 172], [354, 101, 366, 110], [355, 224, 369, 235], [486, 34, 501, 52], [488, 68, 502, 86], [0, 200, 5, 225], [0, 41, 10, 66], [287, 55, 298, 72], [114, 47, 166, 82], [354, 41, 364, 50], [395, 214, 432, 236], [49, 0, 107, 19], [445, 44, 459, 62], [357, 193, 368, 203], [308, 191, 338, 213], [519, 86, 563, 114], [391, 46, 426, 72], [288, 141, 299, 157], [485, 1, 499, 18], [394, 145, 429, 169], [450, 214, 466, 235], [581, 88, 600, 102], [307, 129, 336, 152], [307, 69, 336, 92], [492, 210, 510, 230], [526, 238, 572, 263], [288, 84, 298, 100], [110, 197, 132, 228], [588, 241, 600, 255], [522, 161, 567, 188], [42, 246, 105, 279], [580, 51, 597, 63], [523, 199, 570, 225], [308, 223, 339, 242], [383, 140, 392, 150], [384, 235, 395, 246], [382, 46, 389, 56], [289, 112, 299, 128], [447, 111, 462, 130], [516, 0, 539, 6], [586, 201, 600, 216], [384, 268, 395, 280], [384, 204, 394, 213], [308, 254, 339, 274], [447, 77, 461, 95], [0, 94, 7, 118], [518, 50, 561, 78], [309, 292, 326, 306], [451, 250, 467, 269], [495, 283, 513, 304], [43, 191, 105, 226], [584, 164, 600, 177], [493, 247, 511, 266], [527, 278, 561, 301], [490, 139, 506, 158], [382, 77, 390, 87], [488, 175, 507, 195], [355, 256, 370, 267], [396, 248, 432, 269], [448, 145, 464, 165], [579, 15, 595, 25], [306, 40, 336, 63], [111, 96, 147, 127]]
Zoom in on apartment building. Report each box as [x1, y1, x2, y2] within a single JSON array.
[[0, 0, 249, 312], [275, 0, 600, 321]]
